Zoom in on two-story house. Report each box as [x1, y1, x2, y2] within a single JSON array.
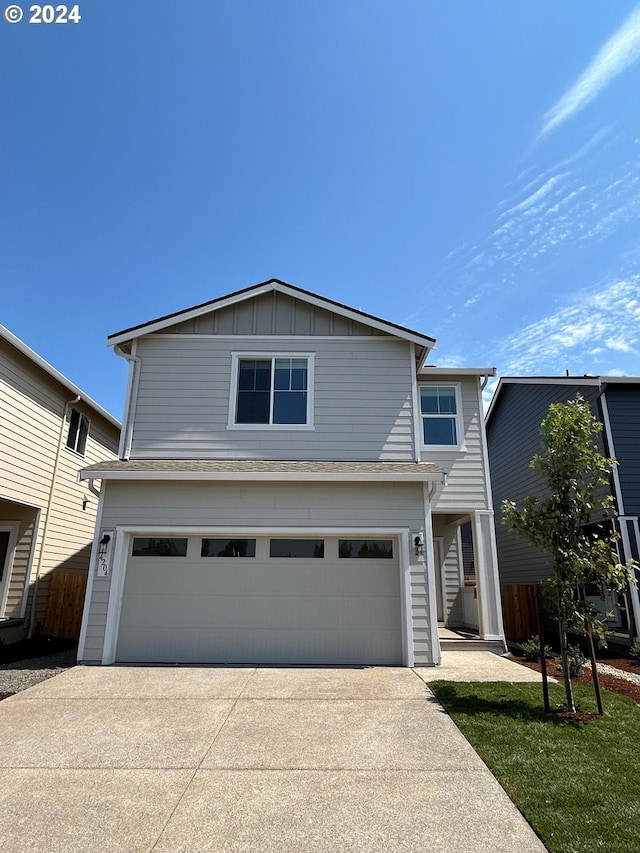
[[0, 325, 120, 644], [77, 280, 505, 666], [486, 376, 640, 647]]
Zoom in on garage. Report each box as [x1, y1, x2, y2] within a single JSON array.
[[115, 534, 404, 664]]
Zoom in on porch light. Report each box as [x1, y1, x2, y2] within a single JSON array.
[[414, 535, 424, 556], [99, 533, 111, 556]]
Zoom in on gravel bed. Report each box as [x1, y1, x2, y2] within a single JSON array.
[[586, 660, 640, 686], [0, 649, 77, 695]]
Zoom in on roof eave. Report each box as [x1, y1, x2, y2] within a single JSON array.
[[0, 324, 121, 429], [79, 468, 444, 484], [106, 279, 437, 352]]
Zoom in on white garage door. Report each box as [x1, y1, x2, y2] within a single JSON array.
[[116, 535, 403, 664]]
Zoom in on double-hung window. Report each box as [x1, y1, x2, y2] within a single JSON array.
[[230, 354, 313, 428], [66, 408, 90, 456], [419, 385, 461, 447]]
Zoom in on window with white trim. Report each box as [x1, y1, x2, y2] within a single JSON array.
[[66, 408, 90, 456], [230, 354, 313, 427], [419, 385, 461, 447]]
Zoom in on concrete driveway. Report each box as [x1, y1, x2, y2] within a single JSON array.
[[0, 660, 546, 852]]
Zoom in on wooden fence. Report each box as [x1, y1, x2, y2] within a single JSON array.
[[42, 572, 87, 640], [500, 583, 540, 641]]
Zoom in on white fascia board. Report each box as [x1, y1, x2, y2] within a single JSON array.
[[272, 283, 437, 350], [418, 367, 496, 377], [106, 280, 436, 352], [106, 283, 275, 347], [0, 325, 121, 429], [78, 469, 445, 483]]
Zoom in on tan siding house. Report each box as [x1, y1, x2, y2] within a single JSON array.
[[0, 326, 120, 643], [77, 280, 505, 666]]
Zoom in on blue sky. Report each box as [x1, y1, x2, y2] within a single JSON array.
[[2, 1, 638, 419]]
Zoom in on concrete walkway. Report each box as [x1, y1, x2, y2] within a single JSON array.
[[0, 658, 547, 852]]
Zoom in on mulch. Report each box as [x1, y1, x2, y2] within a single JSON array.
[[513, 655, 640, 706]]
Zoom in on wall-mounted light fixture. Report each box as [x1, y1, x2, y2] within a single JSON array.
[[99, 533, 111, 556], [414, 535, 424, 557]]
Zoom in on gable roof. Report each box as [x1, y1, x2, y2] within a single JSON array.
[[107, 279, 437, 361], [485, 375, 640, 425], [0, 324, 121, 429]]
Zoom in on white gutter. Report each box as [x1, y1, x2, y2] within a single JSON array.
[[114, 342, 141, 460], [28, 394, 81, 637], [0, 325, 120, 429]]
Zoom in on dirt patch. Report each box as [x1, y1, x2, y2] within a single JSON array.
[[513, 656, 640, 706]]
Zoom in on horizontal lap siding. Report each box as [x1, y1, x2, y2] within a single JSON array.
[[425, 378, 489, 511], [606, 386, 640, 516], [81, 480, 435, 665], [130, 336, 415, 461], [487, 383, 599, 584], [1, 339, 120, 625]]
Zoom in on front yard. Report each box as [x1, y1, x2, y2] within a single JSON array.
[[430, 681, 640, 853]]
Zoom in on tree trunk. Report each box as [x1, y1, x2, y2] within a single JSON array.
[[537, 584, 551, 713], [558, 619, 576, 712], [585, 622, 604, 715]]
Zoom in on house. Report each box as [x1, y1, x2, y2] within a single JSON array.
[[0, 325, 120, 644], [485, 376, 640, 646], [77, 279, 505, 666]]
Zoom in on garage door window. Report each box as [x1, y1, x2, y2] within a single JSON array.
[[270, 539, 324, 558], [132, 538, 188, 557], [201, 538, 256, 557], [338, 540, 394, 558]]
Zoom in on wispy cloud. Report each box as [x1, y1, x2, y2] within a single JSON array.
[[541, 6, 640, 136], [496, 278, 640, 375], [498, 174, 568, 220]]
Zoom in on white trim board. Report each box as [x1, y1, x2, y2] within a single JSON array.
[[79, 469, 445, 483]]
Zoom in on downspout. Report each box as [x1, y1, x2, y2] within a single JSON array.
[[87, 479, 101, 498], [114, 342, 140, 460], [28, 394, 81, 637]]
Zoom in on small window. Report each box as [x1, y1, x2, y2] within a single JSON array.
[[269, 539, 324, 558], [338, 540, 394, 559], [201, 538, 256, 557], [132, 538, 188, 557], [66, 408, 90, 455], [232, 355, 311, 426], [420, 385, 459, 446]]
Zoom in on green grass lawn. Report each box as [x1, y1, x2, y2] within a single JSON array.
[[429, 681, 640, 853]]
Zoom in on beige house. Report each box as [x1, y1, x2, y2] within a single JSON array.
[[0, 325, 120, 643], [78, 280, 505, 666]]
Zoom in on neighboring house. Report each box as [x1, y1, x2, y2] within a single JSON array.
[[0, 325, 121, 644], [486, 376, 640, 646], [77, 279, 505, 666]]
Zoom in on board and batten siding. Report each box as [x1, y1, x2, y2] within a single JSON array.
[[129, 335, 416, 461], [421, 377, 490, 512], [0, 337, 120, 623], [81, 480, 434, 665], [162, 290, 390, 338], [605, 384, 640, 516], [486, 382, 601, 585]]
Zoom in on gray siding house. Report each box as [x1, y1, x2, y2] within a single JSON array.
[[486, 376, 640, 645], [0, 326, 120, 643], [78, 280, 505, 666]]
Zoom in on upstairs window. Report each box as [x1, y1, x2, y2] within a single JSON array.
[[66, 408, 90, 456], [420, 385, 460, 447], [230, 355, 313, 428]]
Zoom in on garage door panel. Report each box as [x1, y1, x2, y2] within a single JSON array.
[[116, 535, 403, 664]]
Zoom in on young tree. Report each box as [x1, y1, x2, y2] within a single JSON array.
[[502, 394, 633, 713]]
